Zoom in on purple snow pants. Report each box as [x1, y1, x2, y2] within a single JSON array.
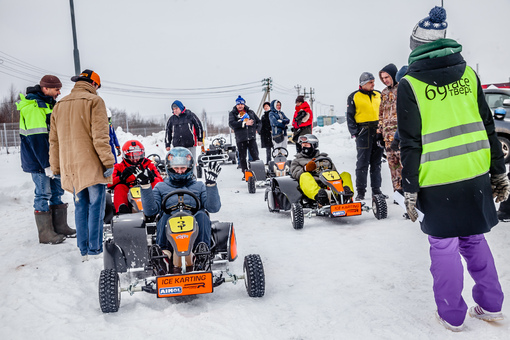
[[428, 234, 504, 326]]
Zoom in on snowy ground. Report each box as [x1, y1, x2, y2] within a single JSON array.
[[1, 122, 509, 339]]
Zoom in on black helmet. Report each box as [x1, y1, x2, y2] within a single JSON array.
[[165, 147, 194, 185], [298, 134, 319, 157]]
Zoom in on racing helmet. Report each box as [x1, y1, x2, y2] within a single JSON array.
[[298, 134, 319, 157], [122, 140, 145, 165], [165, 147, 194, 185]]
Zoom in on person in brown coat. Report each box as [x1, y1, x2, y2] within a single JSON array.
[[49, 69, 115, 262]]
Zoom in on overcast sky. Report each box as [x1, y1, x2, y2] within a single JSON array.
[[1, 0, 509, 124]]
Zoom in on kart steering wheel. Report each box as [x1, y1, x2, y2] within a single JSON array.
[[146, 153, 162, 164], [272, 147, 288, 158], [211, 137, 226, 148], [313, 156, 334, 172], [161, 189, 201, 215]]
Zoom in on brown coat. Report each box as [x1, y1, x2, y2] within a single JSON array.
[[49, 81, 114, 194]]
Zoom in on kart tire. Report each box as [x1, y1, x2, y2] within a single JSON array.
[[196, 165, 202, 179], [243, 254, 265, 298], [498, 136, 510, 163], [229, 152, 237, 164], [372, 194, 388, 220], [99, 269, 121, 313], [248, 176, 256, 194], [291, 203, 304, 229]]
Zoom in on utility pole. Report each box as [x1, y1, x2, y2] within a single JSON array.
[[294, 84, 302, 95], [69, 0, 81, 75], [309, 87, 315, 114], [256, 77, 272, 117]]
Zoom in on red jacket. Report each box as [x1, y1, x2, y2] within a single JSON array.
[[108, 158, 163, 188], [292, 102, 313, 129]]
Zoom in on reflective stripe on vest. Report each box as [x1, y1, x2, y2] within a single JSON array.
[[404, 66, 490, 187]]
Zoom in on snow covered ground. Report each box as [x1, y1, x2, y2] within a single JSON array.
[[0, 122, 509, 339]]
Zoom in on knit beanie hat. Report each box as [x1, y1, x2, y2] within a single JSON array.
[[171, 100, 185, 111], [410, 6, 447, 50], [40, 75, 62, 89], [359, 72, 375, 86], [236, 95, 245, 105]]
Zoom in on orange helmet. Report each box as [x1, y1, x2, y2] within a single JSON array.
[[122, 140, 145, 165]]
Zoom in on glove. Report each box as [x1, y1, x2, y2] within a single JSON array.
[[103, 167, 114, 178], [390, 138, 400, 151], [291, 127, 295, 133], [491, 173, 510, 203], [204, 161, 221, 185], [304, 160, 317, 172], [376, 133, 385, 149], [116, 147, 121, 156], [120, 166, 136, 182], [136, 169, 154, 186], [44, 167, 55, 179], [404, 192, 418, 222]]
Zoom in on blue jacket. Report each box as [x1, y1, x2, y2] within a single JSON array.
[[269, 100, 290, 139], [17, 86, 56, 173], [108, 121, 120, 163], [141, 177, 221, 245]]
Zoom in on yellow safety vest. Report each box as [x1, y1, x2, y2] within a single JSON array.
[[404, 66, 490, 187], [353, 91, 380, 123]]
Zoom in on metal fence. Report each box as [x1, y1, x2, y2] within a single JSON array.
[[0, 122, 165, 154]]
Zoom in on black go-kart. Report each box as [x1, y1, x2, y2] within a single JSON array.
[[99, 189, 265, 313], [245, 147, 292, 194], [264, 156, 387, 229], [146, 153, 167, 179], [197, 137, 237, 178]]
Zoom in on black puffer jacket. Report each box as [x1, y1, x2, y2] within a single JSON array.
[[228, 105, 261, 143], [165, 109, 203, 148], [397, 39, 505, 238]]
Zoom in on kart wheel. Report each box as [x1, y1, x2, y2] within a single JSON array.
[[248, 176, 256, 194], [229, 152, 237, 164], [372, 194, 388, 220], [99, 269, 121, 313], [291, 203, 304, 229], [196, 165, 202, 179], [243, 254, 265, 298]]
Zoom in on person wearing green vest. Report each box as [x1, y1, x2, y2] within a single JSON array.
[[397, 6, 509, 332], [346, 72, 385, 201], [17, 75, 76, 244]]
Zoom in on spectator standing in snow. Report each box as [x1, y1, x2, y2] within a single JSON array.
[[378, 63, 402, 194], [260, 102, 273, 164], [269, 99, 290, 150], [164, 100, 203, 176], [228, 95, 261, 178], [17, 75, 76, 244], [398, 7, 509, 331], [49, 69, 115, 262], [107, 108, 121, 163], [346, 72, 384, 201], [291, 95, 313, 153]]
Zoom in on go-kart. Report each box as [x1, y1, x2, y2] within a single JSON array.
[[245, 147, 291, 194], [146, 153, 167, 179], [265, 156, 387, 229], [98, 189, 265, 313], [197, 137, 237, 178]]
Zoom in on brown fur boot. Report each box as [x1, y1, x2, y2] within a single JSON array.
[[34, 211, 66, 244]]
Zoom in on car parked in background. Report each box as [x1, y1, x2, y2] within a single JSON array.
[[483, 88, 510, 163]]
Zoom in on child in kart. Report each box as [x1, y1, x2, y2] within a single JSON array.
[[109, 140, 163, 213], [290, 134, 354, 205], [140, 147, 222, 272]]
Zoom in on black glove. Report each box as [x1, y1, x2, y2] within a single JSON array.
[[375, 133, 385, 149], [120, 166, 136, 182], [390, 138, 400, 151], [136, 169, 154, 185], [295, 110, 307, 125], [204, 161, 221, 185], [291, 127, 295, 133]]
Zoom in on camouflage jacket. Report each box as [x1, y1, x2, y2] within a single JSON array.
[[378, 83, 398, 142]]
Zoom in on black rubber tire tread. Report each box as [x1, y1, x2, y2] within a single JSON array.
[[372, 194, 388, 220], [248, 176, 256, 194], [498, 136, 510, 163], [243, 254, 265, 297], [291, 203, 304, 229], [99, 269, 121, 313]]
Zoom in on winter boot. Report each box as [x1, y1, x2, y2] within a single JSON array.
[[314, 188, 330, 206], [355, 189, 365, 201], [34, 211, 66, 244], [50, 203, 76, 237]]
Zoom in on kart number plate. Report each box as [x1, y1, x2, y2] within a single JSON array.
[[331, 202, 362, 217], [157, 272, 213, 297], [168, 216, 195, 233], [129, 187, 141, 198]]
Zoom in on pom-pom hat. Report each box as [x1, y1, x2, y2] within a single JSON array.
[[410, 6, 448, 50]]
